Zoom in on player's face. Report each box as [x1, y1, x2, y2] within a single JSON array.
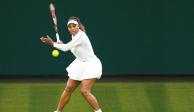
[[68, 23, 79, 36]]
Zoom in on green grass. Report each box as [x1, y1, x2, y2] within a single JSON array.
[[0, 82, 194, 112]]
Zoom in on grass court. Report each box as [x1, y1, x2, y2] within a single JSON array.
[[0, 82, 194, 112]]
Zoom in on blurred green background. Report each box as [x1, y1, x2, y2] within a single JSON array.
[[0, 0, 194, 75]]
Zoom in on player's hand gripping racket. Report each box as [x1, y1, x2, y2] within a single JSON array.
[[49, 3, 61, 43]]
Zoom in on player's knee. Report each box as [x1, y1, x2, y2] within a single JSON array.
[[65, 86, 75, 93], [80, 89, 91, 96]]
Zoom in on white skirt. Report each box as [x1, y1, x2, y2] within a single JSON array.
[[66, 58, 102, 81]]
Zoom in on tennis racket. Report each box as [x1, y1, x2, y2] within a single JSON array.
[[49, 3, 61, 43]]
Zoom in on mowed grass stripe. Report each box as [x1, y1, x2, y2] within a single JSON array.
[[116, 83, 154, 112], [144, 83, 173, 112], [165, 83, 194, 112], [64, 87, 91, 112], [141, 82, 194, 112], [0, 82, 194, 112], [95, 82, 194, 112], [27, 83, 91, 112], [27, 83, 62, 112], [0, 84, 30, 111], [93, 83, 124, 112]]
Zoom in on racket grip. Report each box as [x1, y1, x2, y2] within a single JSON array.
[[56, 33, 60, 42]]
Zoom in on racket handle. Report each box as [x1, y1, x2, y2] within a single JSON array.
[[54, 24, 58, 33], [56, 33, 60, 42]]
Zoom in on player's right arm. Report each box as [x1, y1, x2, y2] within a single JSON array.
[[53, 35, 81, 52]]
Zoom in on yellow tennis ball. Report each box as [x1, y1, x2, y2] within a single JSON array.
[[52, 50, 59, 57]]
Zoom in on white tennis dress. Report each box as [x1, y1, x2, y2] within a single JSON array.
[[53, 30, 102, 81]]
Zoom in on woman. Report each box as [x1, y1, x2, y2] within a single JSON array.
[[40, 16, 102, 112]]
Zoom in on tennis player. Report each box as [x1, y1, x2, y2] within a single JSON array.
[[40, 16, 102, 112]]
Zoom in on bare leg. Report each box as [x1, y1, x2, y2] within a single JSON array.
[[80, 78, 101, 111], [56, 78, 80, 112]]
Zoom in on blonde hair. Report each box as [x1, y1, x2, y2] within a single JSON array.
[[68, 16, 86, 32]]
